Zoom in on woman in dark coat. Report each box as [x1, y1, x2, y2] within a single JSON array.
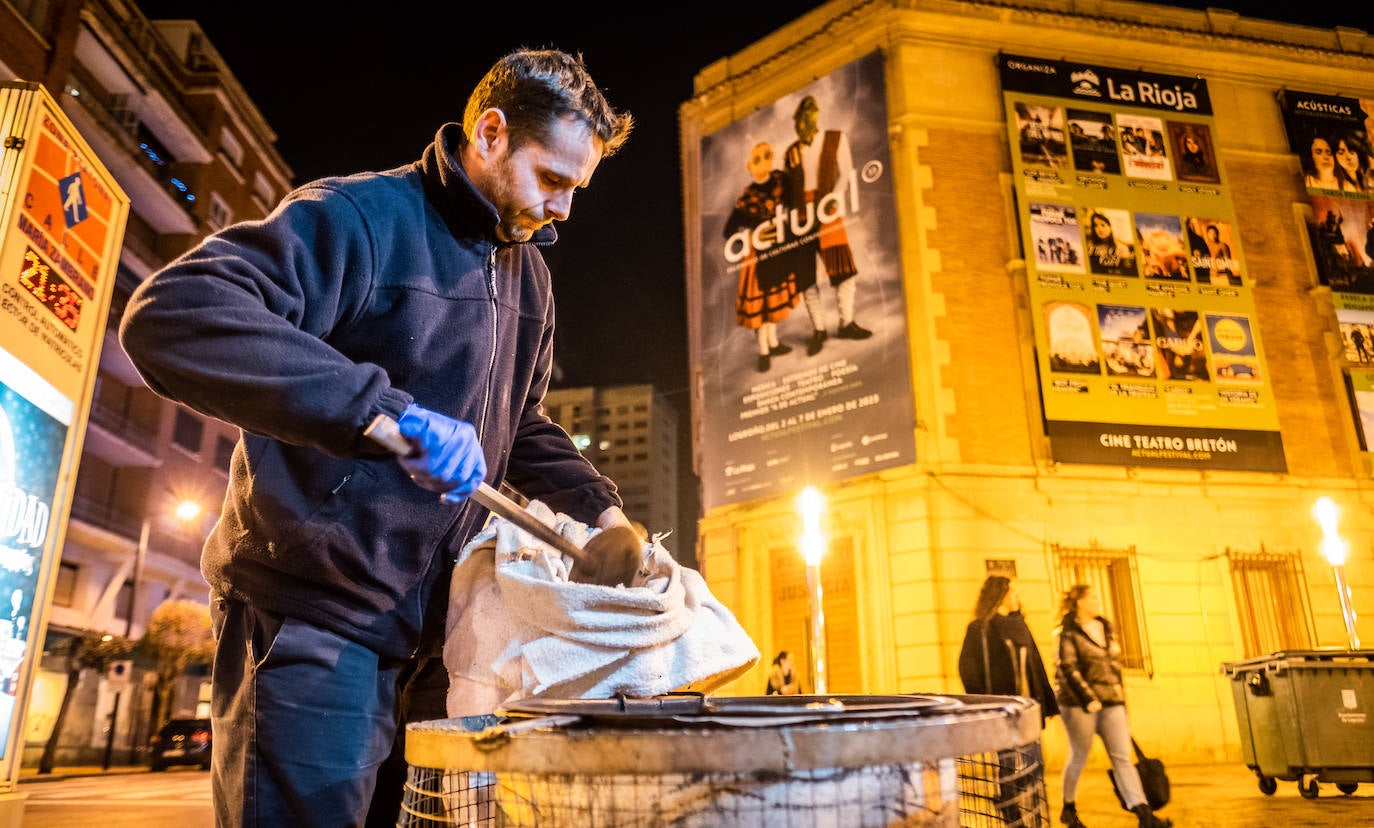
[[958, 575, 1060, 722], [958, 576, 1058, 826]]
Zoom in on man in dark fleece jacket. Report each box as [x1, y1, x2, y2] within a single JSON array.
[[119, 49, 637, 827]]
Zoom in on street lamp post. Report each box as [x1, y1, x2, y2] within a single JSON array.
[[125, 498, 203, 638], [1312, 497, 1360, 650], [115, 497, 204, 767], [124, 517, 152, 639], [797, 486, 828, 695]]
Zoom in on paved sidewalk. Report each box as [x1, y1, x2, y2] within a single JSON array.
[[19, 764, 148, 783], [1044, 760, 1374, 827]]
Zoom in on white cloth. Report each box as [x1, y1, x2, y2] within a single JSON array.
[[444, 501, 760, 717]]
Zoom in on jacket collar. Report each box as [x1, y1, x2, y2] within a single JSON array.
[[417, 122, 558, 246], [1061, 614, 1111, 639]]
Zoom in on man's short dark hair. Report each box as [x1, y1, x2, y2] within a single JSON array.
[[464, 48, 634, 157]]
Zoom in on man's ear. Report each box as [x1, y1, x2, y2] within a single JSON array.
[[473, 108, 507, 157]]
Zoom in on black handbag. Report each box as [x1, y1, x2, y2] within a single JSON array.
[[1109, 737, 1170, 811]]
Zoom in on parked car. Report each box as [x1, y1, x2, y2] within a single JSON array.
[[149, 717, 212, 771]]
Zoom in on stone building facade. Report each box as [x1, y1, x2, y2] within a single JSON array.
[[681, 0, 1374, 765]]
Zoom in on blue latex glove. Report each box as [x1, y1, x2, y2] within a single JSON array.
[[395, 404, 486, 504]]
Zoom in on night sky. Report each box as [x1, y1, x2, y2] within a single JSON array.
[[132, 1, 1369, 410]]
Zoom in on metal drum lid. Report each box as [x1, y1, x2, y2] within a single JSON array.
[[496, 692, 964, 728]]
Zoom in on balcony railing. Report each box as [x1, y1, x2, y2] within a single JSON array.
[[69, 495, 142, 540], [65, 68, 201, 220], [87, 396, 159, 456]]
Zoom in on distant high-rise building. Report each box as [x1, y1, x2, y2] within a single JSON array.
[[541, 384, 680, 552]]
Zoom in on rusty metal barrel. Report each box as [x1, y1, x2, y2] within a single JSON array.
[[400, 693, 1046, 827]]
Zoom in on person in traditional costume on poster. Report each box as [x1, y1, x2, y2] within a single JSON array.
[[784, 95, 872, 357], [723, 141, 802, 372]]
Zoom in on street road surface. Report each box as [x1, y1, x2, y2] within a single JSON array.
[[19, 769, 210, 827]]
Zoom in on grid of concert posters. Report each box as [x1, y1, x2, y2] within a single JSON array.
[[695, 52, 915, 509], [1278, 90, 1374, 455], [1000, 54, 1286, 472]]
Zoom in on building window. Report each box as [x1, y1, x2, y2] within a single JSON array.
[[172, 408, 204, 454], [220, 126, 245, 168], [213, 435, 235, 473], [136, 124, 174, 168], [252, 171, 275, 206], [1227, 546, 1313, 658], [1051, 542, 1151, 675], [52, 562, 78, 608], [11, 0, 54, 35], [207, 192, 234, 231]]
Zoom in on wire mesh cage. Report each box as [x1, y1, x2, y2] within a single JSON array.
[[956, 743, 1048, 827], [398, 694, 1046, 827]]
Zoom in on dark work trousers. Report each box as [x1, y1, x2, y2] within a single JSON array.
[[209, 596, 449, 827]]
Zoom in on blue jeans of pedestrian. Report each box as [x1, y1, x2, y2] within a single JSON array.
[[209, 597, 448, 827], [1060, 702, 1145, 809]]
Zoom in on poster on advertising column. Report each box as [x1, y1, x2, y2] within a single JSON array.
[[999, 54, 1285, 472], [1276, 89, 1374, 457], [695, 51, 915, 509], [0, 81, 128, 773]]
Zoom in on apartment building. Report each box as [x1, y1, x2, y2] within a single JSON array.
[[2, 0, 290, 765], [541, 384, 683, 557]]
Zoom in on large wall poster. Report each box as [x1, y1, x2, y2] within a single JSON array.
[[1000, 54, 1286, 472], [695, 51, 915, 509], [1277, 89, 1374, 456], [0, 371, 65, 757]]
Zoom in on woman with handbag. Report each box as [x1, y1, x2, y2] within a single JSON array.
[[958, 576, 1059, 718], [1053, 584, 1172, 828], [958, 576, 1058, 826]]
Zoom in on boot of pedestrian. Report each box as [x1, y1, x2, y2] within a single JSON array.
[[1060, 801, 1087, 828], [1131, 804, 1172, 828]]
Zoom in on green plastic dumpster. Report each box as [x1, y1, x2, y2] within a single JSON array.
[[1222, 649, 1374, 799]]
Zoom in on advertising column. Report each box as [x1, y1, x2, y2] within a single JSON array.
[[1000, 54, 1286, 472], [0, 81, 129, 792]]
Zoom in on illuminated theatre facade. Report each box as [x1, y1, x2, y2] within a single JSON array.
[[680, 0, 1374, 764]]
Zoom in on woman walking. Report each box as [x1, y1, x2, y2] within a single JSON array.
[[1054, 584, 1171, 828], [958, 576, 1059, 719], [959, 576, 1058, 826]]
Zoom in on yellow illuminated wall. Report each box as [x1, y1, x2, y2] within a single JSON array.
[[683, 0, 1374, 766]]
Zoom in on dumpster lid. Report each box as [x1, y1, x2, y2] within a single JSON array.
[[1223, 648, 1374, 675]]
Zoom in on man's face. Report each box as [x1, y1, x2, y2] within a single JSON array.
[[795, 105, 819, 144], [481, 115, 602, 243]]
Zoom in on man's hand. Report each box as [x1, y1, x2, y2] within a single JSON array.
[[396, 404, 486, 503], [572, 525, 645, 586]]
